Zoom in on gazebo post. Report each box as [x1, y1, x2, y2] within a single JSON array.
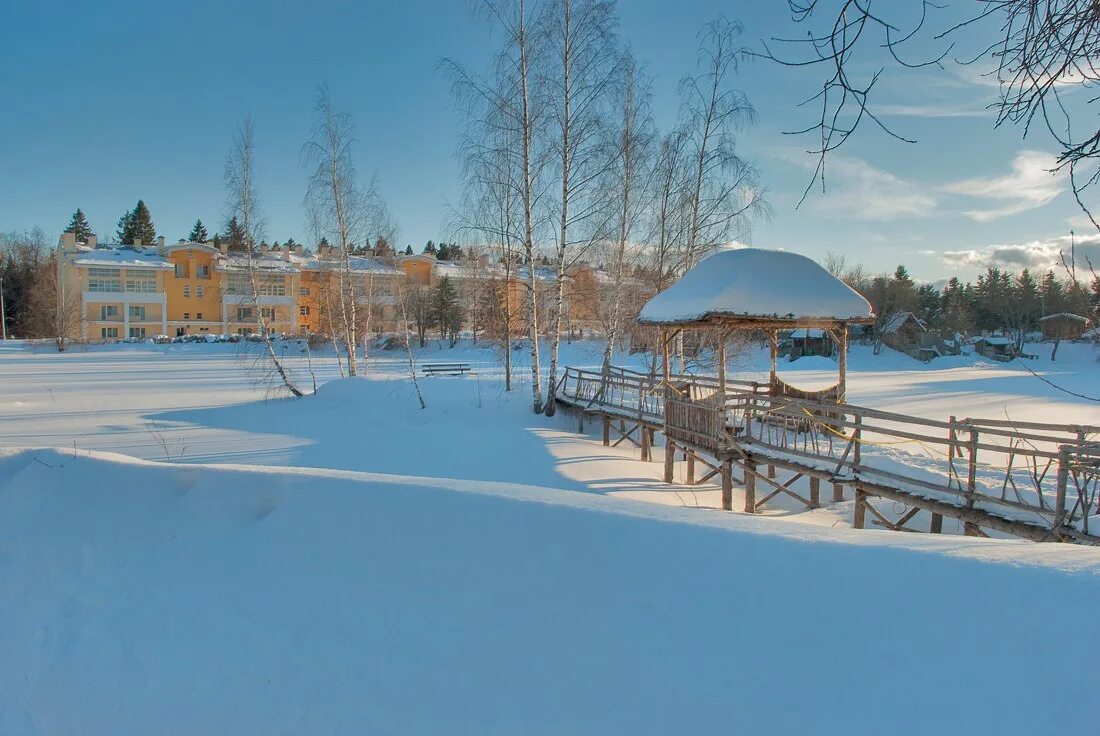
[[837, 322, 848, 403], [717, 329, 727, 394], [768, 330, 779, 389], [660, 328, 670, 383]]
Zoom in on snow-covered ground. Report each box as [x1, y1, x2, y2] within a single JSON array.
[[1, 338, 1098, 733]]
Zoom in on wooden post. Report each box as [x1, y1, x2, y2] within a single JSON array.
[[853, 489, 867, 529], [767, 464, 776, 479], [743, 462, 756, 513], [966, 428, 978, 510], [836, 324, 848, 403], [809, 476, 820, 508], [1055, 444, 1070, 527], [686, 452, 695, 484], [768, 331, 778, 388], [929, 512, 943, 534], [641, 427, 651, 462], [717, 330, 727, 394], [663, 439, 676, 483], [721, 460, 733, 511], [832, 482, 844, 502], [661, 328, 671, 384], [602, 415, 610, 446]]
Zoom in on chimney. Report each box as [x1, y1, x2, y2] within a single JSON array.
[[281, 245, 291, 262], [260, 244, 269, 256], [156, 236, 166, 254], [86, 234, 98, 249], [218, 243, 228, 255], [294, 244, 304, 255], [59, 231, 79, 253]]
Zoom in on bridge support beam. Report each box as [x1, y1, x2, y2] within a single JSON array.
[[721, 460, 733, 511], [833, 482, 844, 502], [854, 489, 868, 529], [809, 477, 820, 508], [663, 439, 676, 483], [686, 452, 695, 484], [930, 512, 943, 534], [641, 427, 651, 462], [742, 463, 755, 513], [602, 416, 610, 446]]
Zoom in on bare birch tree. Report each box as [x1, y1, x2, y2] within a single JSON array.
[[601, 52, 654, 374], [542, 0, 620, 416], [304, 86, 365, 377], [225, 116, 304, 397], [443, 0, 550, 413]]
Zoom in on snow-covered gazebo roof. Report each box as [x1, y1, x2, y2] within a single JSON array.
[[638, 248, 873, 328]]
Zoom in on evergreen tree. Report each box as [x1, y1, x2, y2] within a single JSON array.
[[404, 245, 413, 256], [374, 235, 393, 256], [1014, 269, 1040, 331], [423, 240, 437, 255], [188, 219, 209, 243], [1039, 270, 1064, 316], [431, 275, 463, 345], [64, 209, 94, 243], [915, 283, 939, 323], [224, 216, 248, 252], [116, 200, 157, 246]]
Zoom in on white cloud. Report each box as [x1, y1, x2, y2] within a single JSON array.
[[941, 232, 1100, 272], [940, 150, 1067, 220], [875, 102, 990, 119], [809, 156, 937, 220]]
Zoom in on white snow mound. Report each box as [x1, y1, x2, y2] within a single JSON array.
[[639, 248, 874, 323]]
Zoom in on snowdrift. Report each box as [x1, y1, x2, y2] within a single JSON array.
[[1, 448, 1097, 735]]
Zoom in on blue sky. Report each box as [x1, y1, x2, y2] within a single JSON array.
[[1, 0, 1093, 281]]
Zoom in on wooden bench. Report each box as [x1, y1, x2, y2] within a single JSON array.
[[423, 362, 471, 376]]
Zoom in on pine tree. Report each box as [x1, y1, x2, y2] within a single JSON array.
[[64, 209, 94, 243], [224, 216, 247, 252], [431, 275, 463, 345], [404, 245, 413, 256], [423, 240, 437, 255], [188, 219, 209, 243], [116, 200, 157, 246], [374, 236, 393, 256]]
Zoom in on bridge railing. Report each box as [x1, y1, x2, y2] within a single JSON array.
[[715, 389, 1100, 540]]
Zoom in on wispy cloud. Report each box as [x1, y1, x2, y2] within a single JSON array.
[[941, 232, 1100, 271], [940, 150, 1067, 220], [875, 102, 991, 119], [808, 156, 937, 220]]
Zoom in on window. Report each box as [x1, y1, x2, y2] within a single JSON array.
[[236, 307, 253, 321], [196, 312, 203, 320], [262, 307, 276, 321], [124, 269, 157, 293], [176, 327, 186, 337], [183, 285, 191, 298], [299, 287, 310, 297], [227, 273, 251, 296], [260, 278, 286, 296], [196, 264, 210, 279], [183, 313, 190, 320], [174, 263, 188, 278], [237, 327, 253, 336], [128, 327, 146, 339], [100, 305, 119, 320], [199, 327, 209, 332], [101, 327, 119, 339], [196, 285, 204, 298], [129, 305, 146, 320], [299, 305, 311, 316], [87, 267, 121, 292]]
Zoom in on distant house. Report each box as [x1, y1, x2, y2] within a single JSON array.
[[780, 328, 835, 360], [879, 310, 960, 361], [1039, 313, 1088, 341], [972, 335, 1018, 362]]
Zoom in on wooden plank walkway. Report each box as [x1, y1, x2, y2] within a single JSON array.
[[556, 366, 1100, 545]]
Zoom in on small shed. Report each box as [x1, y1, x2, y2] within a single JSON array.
[[973, 336, 1017, 362], [880, 311, 926, 353], [1039, 313, 1088, 341], [781, 328, 835, 360], [638, 248, 874, 402]]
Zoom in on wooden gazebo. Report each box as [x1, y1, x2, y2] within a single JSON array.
[[638, 248, 874, 403]]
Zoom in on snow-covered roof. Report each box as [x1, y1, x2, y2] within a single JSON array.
[[638, 248, 874, 325], [881, 311, 926, 334], [291, 253, 403, 276], [516, 265, 559, 283], [1039, 312, 1088, 323], [70, 245, 172, 270], [974, 336, 1013, 346], [163, 241, 220, 255], [788, 328, 826, 339], [217, 254, 299, 273]]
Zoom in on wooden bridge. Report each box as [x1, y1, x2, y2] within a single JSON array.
[[556, 366, 1100, 545]]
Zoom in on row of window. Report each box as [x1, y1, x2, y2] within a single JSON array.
[[100, 305, 155, 321], [181, 285, 205, 298], [100, 327, 147, 339], [226, 273, 287, 296], [174, 263, 211, 279], [87, 267, 157, 293]]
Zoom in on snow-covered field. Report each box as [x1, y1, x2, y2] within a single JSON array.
[[1, 338, 1098, 734]]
